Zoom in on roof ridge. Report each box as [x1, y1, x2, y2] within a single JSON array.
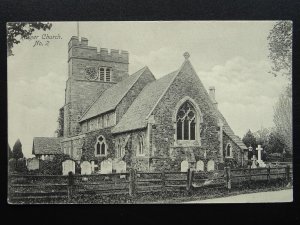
[[79, 66, 149, 122]]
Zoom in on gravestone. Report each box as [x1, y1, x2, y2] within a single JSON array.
[[100, 159, 112, 174], [181, 160, 189, 172], [115, 160, 126, 173], [251, 155, 257, 169], [207, 160, 215, 171], [256, 145, 266, 167], [196, 160, 204, 171], [27, 158, 39, 171], [62, 159, 75, 175], [80, 161, 92, 175]]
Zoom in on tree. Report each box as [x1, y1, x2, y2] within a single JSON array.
[[55, 107, 64, 137], [12, 139, 24, 160], [273, 88, 292, 154], [253, 127, 270, 148], [267, 21, 292, 82], [7, 22, 52, 56], [242, 129, 257, 148], [8, 144, 13, 159], [264, 130, 285, 155]]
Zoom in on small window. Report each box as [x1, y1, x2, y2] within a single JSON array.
[[137, 135, 144, 155], [225, 143, 232, 157], [99, 68, 105, 81], [105, 68, 111, 82], [95, 135, 107, 156]]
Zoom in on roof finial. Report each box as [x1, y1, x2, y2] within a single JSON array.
[[183, 52, 190, 60]]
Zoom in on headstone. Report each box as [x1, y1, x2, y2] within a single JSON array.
[[100, 159, 112, 174], [91, 161, 98, 173], [115, 160, 126, 173], [196, 160, 204, 171], [181, 160, 189, 172], [62, 159, 75, 175], [207, 160, 215, 171], [80, 161, 92, 175], [27, 158, 39, 171], [256, 145, 266, 167], [251, 155, 257, 169]]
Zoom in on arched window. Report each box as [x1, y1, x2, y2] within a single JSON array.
[[137, 135, 144, 155], [116, 139, 122, 158], [105, 68, 111, 82], [176, 102, 196, 140], [95, 135, 107, 156], [225, 143, 232, 157], [99, 68, 105, 81]]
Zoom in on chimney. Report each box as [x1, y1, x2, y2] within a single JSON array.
[[209, 86, 218, 108]]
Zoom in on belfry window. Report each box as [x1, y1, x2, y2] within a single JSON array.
[[99, 68, 105, 81], [95, 135, 107, 156], [98, 67, 112, 82], [176, 102, 196, 140], [106, 68, 111, 82]]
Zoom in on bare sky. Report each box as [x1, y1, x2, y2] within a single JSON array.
[[7, 21, 289, 157]]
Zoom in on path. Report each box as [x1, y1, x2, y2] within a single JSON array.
[[185, 189, 293, 203]]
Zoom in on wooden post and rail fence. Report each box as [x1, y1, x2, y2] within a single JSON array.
[[8, 165, 292, 203]]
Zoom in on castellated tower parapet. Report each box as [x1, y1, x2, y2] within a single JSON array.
[[68, 36, 129, 64], [64, 36, 129, 137]]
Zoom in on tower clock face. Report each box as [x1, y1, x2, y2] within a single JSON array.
[[85, 67, 98, 80]]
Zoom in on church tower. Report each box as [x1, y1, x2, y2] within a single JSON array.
[[64, 36, 129, 137]]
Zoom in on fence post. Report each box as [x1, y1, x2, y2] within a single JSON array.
[[129, 168, 136, 197], [285, 165, 290, 184], [161, 171, 166, 193], [67, 171, 74, 202], [267, 165, 271, 183], [248, 167, 252, 187], [186, 168, 193, 192], [226, 167, 231, 191]]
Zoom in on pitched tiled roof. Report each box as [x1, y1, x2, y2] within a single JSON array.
[[215, 108, 248, 150], [80, 67, 151, 122], [111, 70, 178, 134], [32, 137, 63, 155]]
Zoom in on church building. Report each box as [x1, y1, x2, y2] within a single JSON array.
[[32, 36, 247, 172]]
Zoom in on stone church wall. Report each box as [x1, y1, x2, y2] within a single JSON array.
[[81, 128, 114, 165], [113, 129, 149, 171], [150, 63, 221, 171], [223, 133, 245, 167]]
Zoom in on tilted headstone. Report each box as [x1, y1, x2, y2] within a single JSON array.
[[207, 160, 215, 171], [27, 158, 39, 171], [62, 159, 75, 175], [80, 161, 92, 175], [196, 160, 204, 171], [181, 160, 189, 172], [100, 159, 112, 174], [115, 160, 126, 173]]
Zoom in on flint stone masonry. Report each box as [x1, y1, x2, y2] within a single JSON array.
[[223, 132, 246, 167], [150, 61, 220, 171]]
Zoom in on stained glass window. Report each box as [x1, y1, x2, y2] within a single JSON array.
[[95, 135, 107, 156]]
